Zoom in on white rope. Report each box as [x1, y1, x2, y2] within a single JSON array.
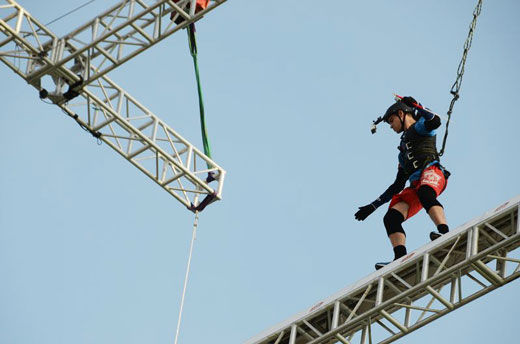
[[174, 211, 199, 344]]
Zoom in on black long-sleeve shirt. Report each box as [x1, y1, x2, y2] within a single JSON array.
[[371, 167, 408, 208]]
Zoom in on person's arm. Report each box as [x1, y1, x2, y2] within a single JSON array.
[[372, 167, 407, 208], [400, 96, 441, 133], [355, 167, 407, 221], [416, 107, 441, 132]]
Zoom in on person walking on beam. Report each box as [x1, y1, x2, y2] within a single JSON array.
[[355, 96, 451, 270]]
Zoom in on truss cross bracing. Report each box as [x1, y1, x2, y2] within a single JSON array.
[[2, 0, 226, 85], [0, 0, 227, 209], [246, 195, 520, 344]]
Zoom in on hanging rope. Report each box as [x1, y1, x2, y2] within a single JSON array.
[[187, 23, 212, 161], [439, 0, 483, 156], [174, 211, 199, 344]]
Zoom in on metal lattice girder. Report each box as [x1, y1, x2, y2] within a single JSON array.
[[246, 196, 520, 344], [0, 0, 226, 86], [0, 0, 226, 209]]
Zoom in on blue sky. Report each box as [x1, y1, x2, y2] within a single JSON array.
[[1, 1, 519, 343]]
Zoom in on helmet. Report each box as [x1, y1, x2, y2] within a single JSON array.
[[382, 101, 415, 123]]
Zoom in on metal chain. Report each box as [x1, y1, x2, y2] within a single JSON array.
[[439, 0, 483, 156]]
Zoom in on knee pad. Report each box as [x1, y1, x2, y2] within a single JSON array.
[[417, 185, 442, 212], [384, 208, 406, 236]]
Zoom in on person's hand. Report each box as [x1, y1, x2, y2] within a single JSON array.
[[355, 204, 376, 221], [401, 96, 419, 108]]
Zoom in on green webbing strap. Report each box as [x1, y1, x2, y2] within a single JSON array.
[[187, 23, 212, 161]]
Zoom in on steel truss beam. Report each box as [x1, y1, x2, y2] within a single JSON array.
[[246, 196, 520, 344], [0, 0, 226, 209], [1, 0, 226, 85]]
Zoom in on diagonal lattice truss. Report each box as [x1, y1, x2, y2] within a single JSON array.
[[247, 196, 520, 344], [0, 0, 226, 209], [2, 0, 227, 85]]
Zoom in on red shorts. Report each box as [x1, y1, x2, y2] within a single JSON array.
[[389, 165, 447, 220]]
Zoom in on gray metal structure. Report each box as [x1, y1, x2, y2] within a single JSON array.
[[247, 195, 520, 344], [0, 0, 226, 209]]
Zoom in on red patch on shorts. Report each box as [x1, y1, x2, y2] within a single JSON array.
[[389, 165, 447, 219]]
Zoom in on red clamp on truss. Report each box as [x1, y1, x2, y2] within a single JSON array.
[[171, 0, 210, 23]]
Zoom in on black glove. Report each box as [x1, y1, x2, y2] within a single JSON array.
[[355, 204, 376, 221], [401, 96, 418, 108]]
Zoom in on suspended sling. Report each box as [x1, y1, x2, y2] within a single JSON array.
[[187, 23, 212, 160], [185, 23, 218, 212], [174, 24, 211, 343], [174, 14, 214, 343], [440, 0, 483, 156]]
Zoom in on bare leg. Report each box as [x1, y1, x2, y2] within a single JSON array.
[[389, 202, 409, 248], [427, 205, 447, 226]]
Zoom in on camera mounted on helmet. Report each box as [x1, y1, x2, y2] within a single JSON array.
[[371, 95, 418, 134]]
